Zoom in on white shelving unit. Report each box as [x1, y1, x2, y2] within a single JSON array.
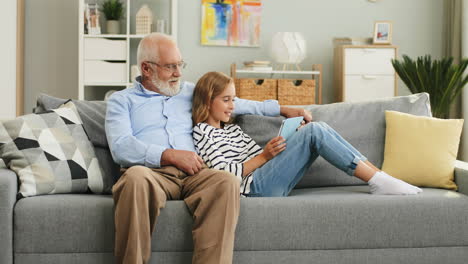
[[78, 0, 178, 100]]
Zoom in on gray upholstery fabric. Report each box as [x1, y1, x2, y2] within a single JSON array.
[[14, 247, 468, 264], [0, 169, 17, 264], [237, 93, 432, 188], [36, 94, 117, 193], [15, 186, 468, 253], [455, 160, 468, 196], [35, 94, 108, 148]]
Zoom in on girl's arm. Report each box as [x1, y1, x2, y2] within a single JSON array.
[[242, 136, 286, 177]]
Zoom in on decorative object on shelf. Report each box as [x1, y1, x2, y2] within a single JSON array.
[[373, 21, 392, 44], [243, 61, 272, 71], [333, 37, 372, 47], [85, 3, 101, 35], [130, 65, 140, 81], [156, 19, 166, 34], [270, 32, 306, 71], [201, 0, 262, 47], [101, 0, 124, 34], [136, 5, 153, 35], [391, 55, 468, 118]]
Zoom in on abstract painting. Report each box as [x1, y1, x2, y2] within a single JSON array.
[[201, 0, 262, 47]]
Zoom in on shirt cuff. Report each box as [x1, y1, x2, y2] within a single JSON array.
[[145, 144, 168, 168], [263, 99, 280, 116]]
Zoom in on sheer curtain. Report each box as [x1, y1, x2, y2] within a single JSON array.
[[445, 0, 468, 161]]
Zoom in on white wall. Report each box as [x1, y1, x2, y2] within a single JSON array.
[[178, 0, 443, 102], [0, 0, 17, 119], [24, 0, 78, 114], [23, 0, 444, 112]]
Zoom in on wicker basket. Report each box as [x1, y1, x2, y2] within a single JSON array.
[[235, 78, 277, 101], [278, 79, 315, 105]]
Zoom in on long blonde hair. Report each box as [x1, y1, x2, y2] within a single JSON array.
[[192, 71, 234, 126]]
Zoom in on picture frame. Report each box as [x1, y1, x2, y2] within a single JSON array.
[[373, 21, 392, 44]]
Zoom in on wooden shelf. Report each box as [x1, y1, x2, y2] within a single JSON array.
[[230, 63, 323, 105], [236, 69, 321, 75]]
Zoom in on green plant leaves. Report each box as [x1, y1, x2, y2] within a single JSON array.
[[391, 55, 468, 118], [101, 0, 124, 20]]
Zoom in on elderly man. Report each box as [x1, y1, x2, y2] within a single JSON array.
[[105, 33, 310, 264]]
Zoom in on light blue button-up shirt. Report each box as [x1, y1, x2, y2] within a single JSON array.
[[105, 78, 280, 168]]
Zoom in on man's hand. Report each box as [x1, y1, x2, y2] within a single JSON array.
[[280, 106, 313, 123], [161, 149, 204, 175]]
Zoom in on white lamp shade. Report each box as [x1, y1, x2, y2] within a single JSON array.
[[270, 32, 307, 64]]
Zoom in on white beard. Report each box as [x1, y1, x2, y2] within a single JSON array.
[[151, 75, 181, 96]]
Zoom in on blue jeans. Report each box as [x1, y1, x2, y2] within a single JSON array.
[[249, 122, 367, 197]]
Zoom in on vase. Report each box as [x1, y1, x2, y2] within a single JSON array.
[[106, 20, 120, 34], [270, 32, 307, 65]]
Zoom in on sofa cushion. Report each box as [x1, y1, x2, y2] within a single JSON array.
[[0, 101, 104, 197], [236, 93, 432, 188], [36, 94, 118, 193], [14, 186, 468, 253], [382, 111, 463, 190]]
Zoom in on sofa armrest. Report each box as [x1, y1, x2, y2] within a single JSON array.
[[455, 160, 468, 196], [0, 169, 17, 264]]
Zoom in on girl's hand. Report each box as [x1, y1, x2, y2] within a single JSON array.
[[261, 136, 286, 161]]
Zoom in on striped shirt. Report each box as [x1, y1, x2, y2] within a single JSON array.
[[193, 123, 263, 195]]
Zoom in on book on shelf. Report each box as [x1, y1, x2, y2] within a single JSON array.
[[333, 37, 373, 46], [243, 60, 270, 66], [242, 66, 273, 71]]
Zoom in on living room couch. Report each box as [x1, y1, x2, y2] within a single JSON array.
[[1, 92, 468, 264]]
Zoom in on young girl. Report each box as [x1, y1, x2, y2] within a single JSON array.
[[192, 72, 422, 197]]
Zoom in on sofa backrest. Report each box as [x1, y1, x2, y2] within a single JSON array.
[[36, 93, 431, 189], [236, 93, 432, 188]]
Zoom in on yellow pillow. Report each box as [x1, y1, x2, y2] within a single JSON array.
[[382, 111, 463, 190]]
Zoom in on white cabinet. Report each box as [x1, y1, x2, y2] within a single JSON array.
[[334, 45, 397, 102], [78, 0, 178, 100]]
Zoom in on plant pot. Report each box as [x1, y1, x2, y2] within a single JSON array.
[[106, 20, 120, 34]]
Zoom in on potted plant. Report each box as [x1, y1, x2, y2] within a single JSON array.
[[101, 0, 124, 34], [392, 55, 468, 118]]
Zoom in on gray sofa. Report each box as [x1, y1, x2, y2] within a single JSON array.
[[1, 92, 468, 264]]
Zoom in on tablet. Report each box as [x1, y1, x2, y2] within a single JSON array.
[[277, 117, 304, 140]]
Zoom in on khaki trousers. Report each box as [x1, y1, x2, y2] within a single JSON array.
[[112, 165, 240, 264]]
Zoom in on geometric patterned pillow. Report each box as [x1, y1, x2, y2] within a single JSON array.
[[0, 101, 104, 198]]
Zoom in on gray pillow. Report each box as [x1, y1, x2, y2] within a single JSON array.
[[0, 101, 105, 198], [36, 94, 108, 148], [236, 93, 432, 188], [35, 94, 117, 194]]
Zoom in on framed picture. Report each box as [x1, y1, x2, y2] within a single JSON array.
[[373, 21, 392, 44]]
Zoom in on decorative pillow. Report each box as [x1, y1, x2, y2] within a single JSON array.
[[0, 101, 105, 198], [381, 111, 463, 190]]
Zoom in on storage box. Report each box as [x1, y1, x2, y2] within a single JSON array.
[[278, 79, 315, 105], [84, 38, 127, 61], [235, 79, 277, 101], [84, 61, 127, 83]]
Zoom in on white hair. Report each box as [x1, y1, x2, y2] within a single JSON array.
[[136, 33, 176, 71]]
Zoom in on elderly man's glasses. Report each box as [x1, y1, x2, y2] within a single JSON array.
[[146, 61, 187, 73]]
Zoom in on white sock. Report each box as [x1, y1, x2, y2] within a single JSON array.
[[368, 171, 423, 195]]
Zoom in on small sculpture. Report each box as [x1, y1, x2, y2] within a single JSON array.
[[136, 5, 153, 35]]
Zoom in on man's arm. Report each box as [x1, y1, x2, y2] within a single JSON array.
[[233, 97, 312, 122], [105, 93, 204, 174], [105, 93, 168, 168], [233, 98, 280, 116], [280, 106, 313, 123]]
